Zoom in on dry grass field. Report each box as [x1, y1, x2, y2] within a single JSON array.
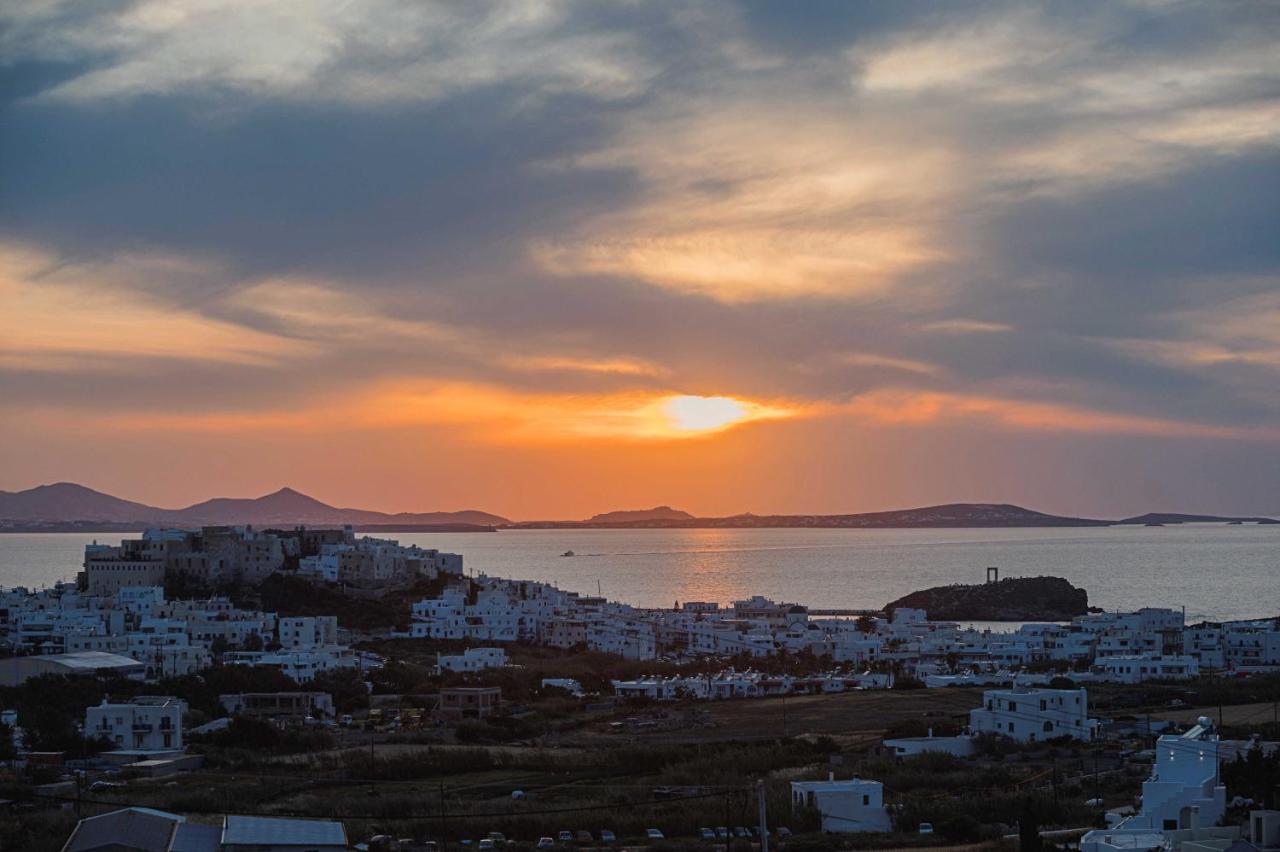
[[592, 688, 985, 745]]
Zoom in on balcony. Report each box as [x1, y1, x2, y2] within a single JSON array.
[[131, 722, 154, 732]]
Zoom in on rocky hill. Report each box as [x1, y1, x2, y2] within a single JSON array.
[[884, 576, 1091, 621], [586, 506, 695, 524]]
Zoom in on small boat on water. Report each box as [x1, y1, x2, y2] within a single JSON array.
[[562, 550, 575, 557]]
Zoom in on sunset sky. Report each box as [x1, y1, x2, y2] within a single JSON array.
[[2, 1, 1278, 520]]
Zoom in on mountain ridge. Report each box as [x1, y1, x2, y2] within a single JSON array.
[[0, 483, 509, 527]]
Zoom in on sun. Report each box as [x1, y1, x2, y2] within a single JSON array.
[[664, 395, 751, 433]]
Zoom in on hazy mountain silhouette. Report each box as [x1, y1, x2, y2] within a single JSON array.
[[0, 483, 509, 527], [0, 483, 165, 524], [586, 506, 695, 523], [4, 485, 1275, 529]]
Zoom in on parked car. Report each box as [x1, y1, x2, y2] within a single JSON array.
[[479, 840, 495, 851], [646, 829, 665, 840], [599, 830, 616, 844], [488, 833, 507, 845], [775, 827, 792, 838], [537, 838, 555, 850], [558, 831, 574, 843], [714, 827, 729, 839], [699, 828, 716, 841], [575, 831, 593, 844], [918, 823, 934, 835], [733, 827, 750, 838]]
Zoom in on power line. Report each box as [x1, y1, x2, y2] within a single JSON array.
[[28, 786, 742, 822]]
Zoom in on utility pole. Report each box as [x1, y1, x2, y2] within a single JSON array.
[[440, 781, 448, 852], [724, 790, 733, 852], [1093, 751, 1100, 807], [757, 779, 770, 852]]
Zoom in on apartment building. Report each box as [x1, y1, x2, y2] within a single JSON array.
[[86, 696, 185, 752], [969, 686, 1097, 742]]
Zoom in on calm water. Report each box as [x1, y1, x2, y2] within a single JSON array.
[[2, 526, 1277, 622]]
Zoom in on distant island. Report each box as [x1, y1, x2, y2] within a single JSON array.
[[508, 503, 1116, 529], [2, 482, 1277, 532], [885, 576, 1093, 621], [586, 506, 696, 524], [1117, 512, 1280, 525]]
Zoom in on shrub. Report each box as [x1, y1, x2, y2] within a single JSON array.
[[939, 814, 984, 842]]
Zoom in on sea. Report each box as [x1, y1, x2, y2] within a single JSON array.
[[1, 525, 1277, 624]]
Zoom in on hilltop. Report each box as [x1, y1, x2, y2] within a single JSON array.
[[586, 506, 695, 524]]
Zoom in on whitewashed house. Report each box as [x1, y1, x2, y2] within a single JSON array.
[[969, 686, 1097, 742], [278, 616, 338, 649], [1080, 717, 1226, 852], [86, 696, 185, 753], [882, 733, 976, 757], [1094, 654, 1200, 683], [438, 647, 508, 673], [791, 776, 892, 833]]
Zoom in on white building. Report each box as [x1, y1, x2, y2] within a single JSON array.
[[60, 808, 348, 852], [86, 696, 185, 753], [791, 776, 892, 833], [541, 678, 584, 696], [882, 733, 976, 758], [969, 686, 1097, 742], [1081, 717, 1226, 852], [278, 616, 338, 649], [438, 647, 508, 673], [223, 647, 357, 682], [1094, 654, 1200, 683]]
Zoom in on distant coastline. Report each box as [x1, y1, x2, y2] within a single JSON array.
[[2, 482, 1277, 531]]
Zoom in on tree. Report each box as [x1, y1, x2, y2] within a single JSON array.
[[310, 668, 370, 713], [0, 723, 17, 762], [242, 632, 265, 652]]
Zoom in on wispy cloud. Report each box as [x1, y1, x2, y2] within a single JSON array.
[[0, 243, 309, 368], [3, 0, 659, 105]]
